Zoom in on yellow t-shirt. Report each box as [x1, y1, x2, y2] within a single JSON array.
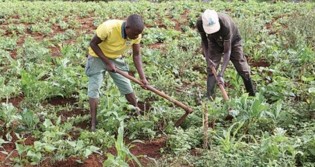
[[88, 20, 141, 59]]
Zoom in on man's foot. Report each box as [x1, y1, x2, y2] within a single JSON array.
[[91, 120, 98, 132]]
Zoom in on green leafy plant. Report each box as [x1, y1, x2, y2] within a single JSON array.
[[0, 103, 20, 134], [167, 127, 202, 155], [103, 121, 142, 167], [258, 128, 302, 166], [79, 129, 115, 150], [19, 108, 40, 131], [214, 121, 246, 153]]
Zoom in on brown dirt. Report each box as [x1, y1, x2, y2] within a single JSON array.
[[77, 16, 96, 34], [46, 96, 77, 106], [137, 100, 152, 113], [2, 14, 96, 59], [58, 108, 90, 130], [190, 148, 203, 157], [129, 136, 167, 166], [192, 65, 206, 74], [53, 97, 90, 130], [40, 153, 103, 167], [173, 9, 190, 31], [23, 135, 36, 146], [0, 146, 18, 166], [9, 35, 26, 59], [51, 156, 83, 167], [0, 95, 24, 108], [74, 119, 90, 130], [57, 108, 87, 118], [106, 136, 167, 167], [83, 154, 104, 167], [49, 45, 61, 57], [145, 9, 189, 32], [33, 136, 166, 167], [133, 136, 166, 156], [248, 57, 270, 67], [149, 43, 165, 50], [0, 131, 20, 166], [265, 14, 289, 35]]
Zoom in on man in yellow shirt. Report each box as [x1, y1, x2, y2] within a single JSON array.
[[85, 14, 148, 131]]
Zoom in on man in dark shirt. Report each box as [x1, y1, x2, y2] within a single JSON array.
[[196, 9, 255, 99]]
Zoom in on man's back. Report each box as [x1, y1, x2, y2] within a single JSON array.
[[88, 20, 141, 59], [197, 13, 241, 47]]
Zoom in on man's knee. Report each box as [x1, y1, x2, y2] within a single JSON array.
[[88, 79, 102, 98], [88, 88, 100, 99], [125, 92, 135, 97]]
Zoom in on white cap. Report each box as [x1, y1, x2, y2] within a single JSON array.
[[202, 9, 220, 34]]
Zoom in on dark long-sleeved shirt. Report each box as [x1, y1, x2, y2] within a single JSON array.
[[196, 13, 241, 48]]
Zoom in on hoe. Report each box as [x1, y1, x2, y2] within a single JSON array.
[[116, 69, 193, 127], [204, 57, 232, 120], [116, 58, 230, 126]]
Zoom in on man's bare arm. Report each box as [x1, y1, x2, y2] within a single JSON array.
[[132, 43, 148, 86], [90, 35, 116, 72]]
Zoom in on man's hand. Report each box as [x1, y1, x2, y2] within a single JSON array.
[[217, 74, 224, 86], [106, 62, 116, 72], [140, 78, 149, 89]]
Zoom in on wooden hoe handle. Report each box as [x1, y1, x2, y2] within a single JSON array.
[[116, 69, 193, 114], [209, 66, 229, 101]]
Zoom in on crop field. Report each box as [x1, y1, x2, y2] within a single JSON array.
[[0, 0, 314, 166]]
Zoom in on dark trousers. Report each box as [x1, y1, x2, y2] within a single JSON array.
[[205, 40, 255, 98]]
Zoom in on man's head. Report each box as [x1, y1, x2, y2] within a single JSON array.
[[202, 9, 220, 34], [125, 14, 144, 39]]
